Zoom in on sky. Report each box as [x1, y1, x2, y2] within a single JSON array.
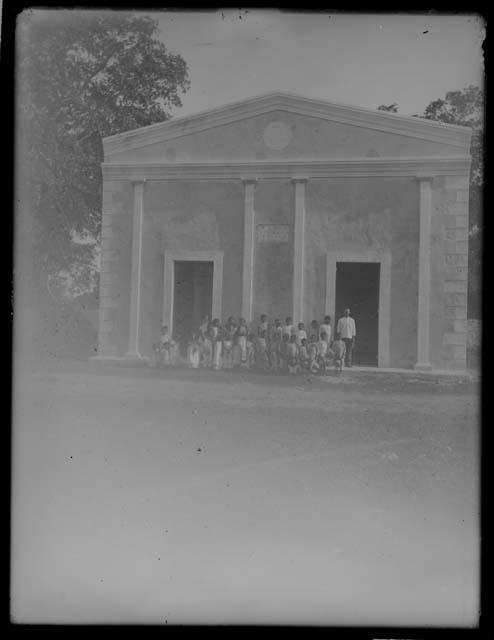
[[154, 10, 485, 119]]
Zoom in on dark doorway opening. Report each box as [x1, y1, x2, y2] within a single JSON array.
[[335, 262, 380, 366], [173, 261, 213, 350]]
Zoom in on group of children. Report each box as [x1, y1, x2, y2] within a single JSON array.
[[152, 314, 347, 374]]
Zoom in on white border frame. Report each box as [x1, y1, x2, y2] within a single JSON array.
[[163, 250, 224, 335], [326, 250, 392, 368]]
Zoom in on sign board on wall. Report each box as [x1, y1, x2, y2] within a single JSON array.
[[256, 224, 290, 243]]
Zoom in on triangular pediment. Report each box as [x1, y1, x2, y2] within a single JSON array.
[[103, 92, 471, 163]]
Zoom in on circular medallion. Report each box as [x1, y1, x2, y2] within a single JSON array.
[[263, 121, 292, 150]]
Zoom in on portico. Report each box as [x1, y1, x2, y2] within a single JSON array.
[[95, 92, 472, 370]]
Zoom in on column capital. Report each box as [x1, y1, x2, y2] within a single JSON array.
[[291, 175, 309, 184], [415, 173, 435, 182], [241, 177, 258, 185]]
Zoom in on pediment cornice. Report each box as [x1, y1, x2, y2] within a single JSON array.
[[103, 92, 472, 158], [102, 156, 471, 181]]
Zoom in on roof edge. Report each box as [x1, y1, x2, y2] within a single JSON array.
[[103, 91, 472, 158]]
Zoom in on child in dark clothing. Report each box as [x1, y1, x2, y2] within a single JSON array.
[[298, 338, 309, 370], [279, 332, 290, 371]]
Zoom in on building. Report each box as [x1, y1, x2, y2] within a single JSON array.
[[95, 92, 472, 370]]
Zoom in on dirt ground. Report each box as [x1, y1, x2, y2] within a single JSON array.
[[11, 357, 480, 627]]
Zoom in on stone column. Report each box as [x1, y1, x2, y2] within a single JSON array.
[[241, 179, 257, 322], [125, 180, 145, 358], [292, 176, 308, 323], [415, 175, 434, 370]]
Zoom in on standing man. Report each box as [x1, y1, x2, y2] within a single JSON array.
[[337, 308, 356, 367]]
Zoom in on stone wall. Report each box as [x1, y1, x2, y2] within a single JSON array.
[[432, 175, 470, 370]]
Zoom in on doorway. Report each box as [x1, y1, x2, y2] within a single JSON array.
[[172, 261, 213, 348], [335, 262, 380, 366]]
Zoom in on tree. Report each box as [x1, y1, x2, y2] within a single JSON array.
[[377, 103, 398, 113], [422, 85, 483, 186], [16, 10, 190, 301]]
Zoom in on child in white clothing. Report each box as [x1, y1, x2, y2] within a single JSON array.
[[319, 316, 332, 343], [187, 333, 202, 369], [296, 322, 307, 345]]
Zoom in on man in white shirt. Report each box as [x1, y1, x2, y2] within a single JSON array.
[[336, 308, 356, 367]]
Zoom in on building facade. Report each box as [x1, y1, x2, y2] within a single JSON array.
[[96, 93, 472, 370]]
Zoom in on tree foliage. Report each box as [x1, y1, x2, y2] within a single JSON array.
[[17, 10, 190, 295], [422, 85, 483, 186], [377, 103, 398, 113]]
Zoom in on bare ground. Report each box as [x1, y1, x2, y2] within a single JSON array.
[[11, 357, 480, 626]]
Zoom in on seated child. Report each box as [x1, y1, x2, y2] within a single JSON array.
[[211, 319, 223, 370], [268, 331, 281, 371], [270, 318, 283, 342], [222, 321, 235, 370], [186, 333, 202, 369], [233, 318, 249, 367], [331, 332, 346, 372], [279, 332, 290, 371], [151, 325, 176, 367], [254, 330, 269, 370], [224, 316, 237, 339], [317, 331, 330, 372], [296, 322, 307, 345], [298, 338, 310, 370], [286, 334, 300, 374], [201, 327, 215, 367], [282, 316, 294, 338], [257, 314, 269, 337], [246, 332, 256, 368], [319, 332, 335, 372], [307, 334, 319, 373]]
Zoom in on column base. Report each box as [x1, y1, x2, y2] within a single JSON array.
[[124, 351, 143, 359], [414, 362, 433, 371], [91, 354, 150, 367]]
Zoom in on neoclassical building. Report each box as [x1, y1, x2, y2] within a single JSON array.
[[95, 92, 471, 370]]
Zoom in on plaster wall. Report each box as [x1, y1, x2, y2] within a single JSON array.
[[432, 175, 470, 369], [251, 180, 294, 323], [144, 179, 244, 329], [305, 178, 419, 369]]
